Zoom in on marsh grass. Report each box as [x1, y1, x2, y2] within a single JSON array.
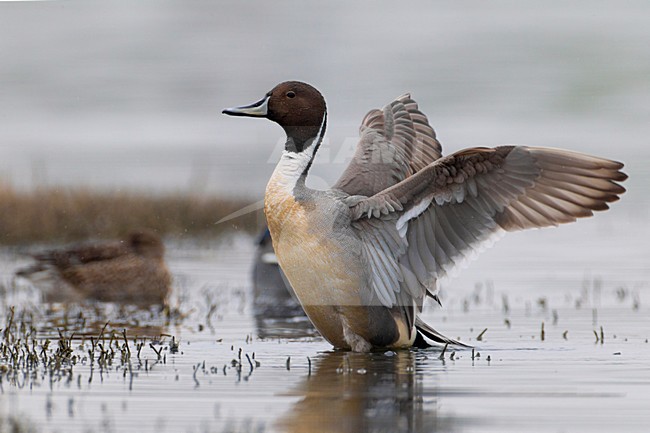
[[0, 183, 262, 245], [0, 301, 182, 384]]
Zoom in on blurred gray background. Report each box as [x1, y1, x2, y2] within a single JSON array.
[[1, 0, 647, 211]]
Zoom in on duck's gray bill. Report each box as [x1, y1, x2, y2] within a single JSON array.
[[222, 95, 269, 117]]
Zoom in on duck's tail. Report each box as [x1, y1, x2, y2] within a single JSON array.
[[414, 317, 471, 348]]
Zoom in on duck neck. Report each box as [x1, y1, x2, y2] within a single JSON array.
[[270, 113, 327, 195]]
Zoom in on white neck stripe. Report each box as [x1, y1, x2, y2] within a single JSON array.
[[268, 112, 327, 196]]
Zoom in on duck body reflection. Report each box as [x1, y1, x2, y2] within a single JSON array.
[[279, 350, 460, 433]]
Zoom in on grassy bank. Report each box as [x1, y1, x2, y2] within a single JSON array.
[[0, 184, 263, 245]]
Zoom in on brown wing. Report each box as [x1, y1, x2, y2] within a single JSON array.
[[333, 94, 442, 196], [32, 241, 130, 269], [351, 146, 626, 225], [16, 240, 130, 277]]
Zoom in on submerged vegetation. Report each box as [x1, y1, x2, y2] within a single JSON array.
[[0, 183, 262, 245]]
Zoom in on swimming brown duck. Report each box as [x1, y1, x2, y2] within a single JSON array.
[[16, 229, 171, 305], [223, 81, 627, 352]]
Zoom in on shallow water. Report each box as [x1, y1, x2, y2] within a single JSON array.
[[0, 221, 648, 433]]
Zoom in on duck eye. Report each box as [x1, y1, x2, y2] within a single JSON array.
[[286, 91, 296, 98]]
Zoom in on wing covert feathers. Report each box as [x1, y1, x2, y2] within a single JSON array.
[[351, 146, 626, 229]]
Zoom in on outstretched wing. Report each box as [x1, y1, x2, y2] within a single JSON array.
[[333, 94, 442, 197], [349, 145, 627, 310]]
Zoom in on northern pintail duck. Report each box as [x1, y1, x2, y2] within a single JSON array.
[[223, 81, 626, 352], [16, 229, 171, 305]]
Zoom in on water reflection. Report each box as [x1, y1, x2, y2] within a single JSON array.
[[279, 350, 461, 433], [3, 294, 172, 340], [40, 302, 169, 339]]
